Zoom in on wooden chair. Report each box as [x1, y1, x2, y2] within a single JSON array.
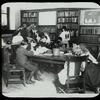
[[6, 64, 26, 87], [2, 47, 26, 87], [10, 44, 19, 64], [65, 55, 88, 93]]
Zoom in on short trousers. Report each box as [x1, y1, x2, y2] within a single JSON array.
[[23, 62, 38, 71]]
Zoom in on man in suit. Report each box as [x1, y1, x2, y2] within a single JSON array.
[[16, 40, 41, 84]]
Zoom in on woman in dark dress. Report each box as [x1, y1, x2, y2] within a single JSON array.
[[84, 52, 100, 93]]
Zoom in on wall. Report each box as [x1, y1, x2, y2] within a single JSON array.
[[1, 2, 100, 30]]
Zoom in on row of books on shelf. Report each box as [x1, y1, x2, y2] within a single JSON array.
[[22, 23, 27, 27], [80, 36, 100, 43], [57, 23, 78, 29], [80, 28, 100, 35], [38, 27, 56, 33], [57, 11, 79, 17], [88, 46, 98, 52], [22, 12, 37, 17], [22, 18, 37, 22], [22, 23, 37, 27], [69, 30, 78, 37], [57, 29, 78, 37], [57, 17, 78, 23]]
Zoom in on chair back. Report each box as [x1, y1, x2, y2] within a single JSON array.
[[66, 55, 88, 77], [10, 45, 19, 64], [2, 47, 11, 71], [3, 48, 10, 65]]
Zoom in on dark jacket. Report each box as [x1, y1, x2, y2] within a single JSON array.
[[16, 47, 34, 66]]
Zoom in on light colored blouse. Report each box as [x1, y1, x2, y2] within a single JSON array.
[[59, 31, 70, 44], [12, 32, 24, 44]]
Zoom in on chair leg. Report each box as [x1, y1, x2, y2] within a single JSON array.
[[66, 80, 70, 93], [82, 78, 86, 93], [6, 72, 9, 87], [22, 70, 26, 86], [6, 80, 8, 87]]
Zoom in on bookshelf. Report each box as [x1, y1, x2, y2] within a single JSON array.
[[79, 26, 100, 58], [20, 10, 38, 27], [57, 9, 80, 38], [38, 25, 57, 41], [20, 9, 80, 40]]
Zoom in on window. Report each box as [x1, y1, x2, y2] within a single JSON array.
[[1, 7, 9, 30], [1, 13, 7, 26]]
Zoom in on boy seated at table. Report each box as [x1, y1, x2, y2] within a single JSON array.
[[16, 40, 42, 84]]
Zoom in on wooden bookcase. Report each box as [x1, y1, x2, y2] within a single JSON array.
[[79, 26, 100, 58], [38, 25, 57, 41], [56, 9, 80, 38], [20, 9, 80, 41], [20, 10, 38, 27]]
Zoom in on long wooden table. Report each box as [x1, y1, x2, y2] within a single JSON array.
[[30, 54, 66, 65], [30, 54, 87, 65], [29, 54, 88, 73], [29, 54, 67, 73]]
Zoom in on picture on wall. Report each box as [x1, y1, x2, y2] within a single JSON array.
[[80, 9, 100, 25]]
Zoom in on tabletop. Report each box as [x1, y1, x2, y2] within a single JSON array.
[[29, 54, 88, 65]]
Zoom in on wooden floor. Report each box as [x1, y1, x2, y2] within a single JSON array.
[[2, 71, 99, 98]]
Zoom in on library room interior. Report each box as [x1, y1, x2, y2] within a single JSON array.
[[1, 2, 100, 98]]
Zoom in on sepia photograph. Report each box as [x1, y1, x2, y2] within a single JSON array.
[[1, 2, 100, 98]]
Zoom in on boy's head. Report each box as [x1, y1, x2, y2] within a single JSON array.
[[20, 40, 28, 49]]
